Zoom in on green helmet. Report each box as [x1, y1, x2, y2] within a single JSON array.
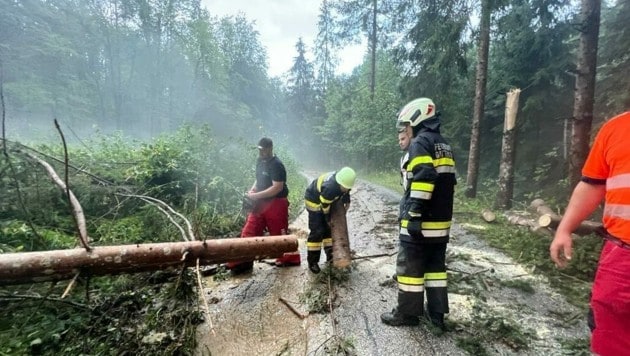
[[396, 98, 436, 129], [335, 167, 356, 189]]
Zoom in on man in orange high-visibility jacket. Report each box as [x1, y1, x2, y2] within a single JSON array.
[[550, 111, 630, 356]]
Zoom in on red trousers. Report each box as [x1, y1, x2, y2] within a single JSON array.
[[227, 197, 300, 268], [591, 241, 630, 355]]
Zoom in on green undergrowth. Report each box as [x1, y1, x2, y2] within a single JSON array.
[[0, 126, 307, 354], [0, 270, 202, 355]]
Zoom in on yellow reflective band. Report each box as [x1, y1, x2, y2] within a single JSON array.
[[305, 200, 321, 211], [322, 206, 330, 214], [424, 272, 447, 280], [421, 221, 451, 229], [323, 238, 333, 247], [307, 242, 322, 251], [397, 275, 424, 285], [433, 157, 455, 167], [316, 174, 326, 191], [401, 220, 408, 227], [411, 182, 434, 192], [320, 195, 334, 204], [408, 155, 434, 170], [398, 283, 424, 292]]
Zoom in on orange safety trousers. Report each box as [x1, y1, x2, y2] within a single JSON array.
[[226, 197, 300, 269]]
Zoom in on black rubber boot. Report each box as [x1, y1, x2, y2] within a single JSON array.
[[424, 305, 446, 332], [229, 261, 253, 275], [308, 263, 321, 274], [380, 308, 419, 326]]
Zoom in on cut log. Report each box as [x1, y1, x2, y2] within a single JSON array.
[[505, 212, 538, 229], [481, 209, 496, 223], [529, 198, 557, 217], [529, 198, 547, 211], [538, 214, 602, 236], [531, 198, 602, 236], [504, 211, 553, 236], [330, 200, 351, 269], [0, 235, 298, 286]]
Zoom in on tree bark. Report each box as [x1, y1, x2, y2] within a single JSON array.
[[495, 88, 520, 209], [369, 0, 377, 101], [0, 235, 298, 286], [569, 0, 601, 189], [465, 0, 491, 198], [330, 200, 352, 269]]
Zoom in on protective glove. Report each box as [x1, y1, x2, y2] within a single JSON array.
[[406, 213, 423, 239]]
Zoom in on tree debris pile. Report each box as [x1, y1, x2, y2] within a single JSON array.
[[0, 271, 202, 354]]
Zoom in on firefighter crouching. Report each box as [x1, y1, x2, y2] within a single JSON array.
[[304, 167, 356, 274]]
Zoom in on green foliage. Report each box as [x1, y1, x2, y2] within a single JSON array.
[[500, 279, 536, 294], [300, 265, 351, 314], [558, 337, 591, 356], [452, 185, 599, 310], [0, 220, 76, 252], [455, 302, 535, 354], [0, 272, 202, 355], [320, 52, 403, 170], [324, 335, 357, 356], [596, 1, 630, 118]]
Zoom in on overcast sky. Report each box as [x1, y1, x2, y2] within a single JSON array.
[[201, 0, 364, 78]]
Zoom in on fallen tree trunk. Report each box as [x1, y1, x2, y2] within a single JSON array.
[[0, 235, 298, 286], [330, 200, 352, 269], [530, 198, 602, 236], [537, 214, 602, 236]]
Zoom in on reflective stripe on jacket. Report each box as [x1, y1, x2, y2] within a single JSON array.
[[304, 172, 350, 214], [400, 124, 456, 244]]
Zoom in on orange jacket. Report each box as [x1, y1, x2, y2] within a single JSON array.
[[582, 111, 630, 242]]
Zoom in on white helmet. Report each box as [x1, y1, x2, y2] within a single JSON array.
[[396, 98, 437, 129]]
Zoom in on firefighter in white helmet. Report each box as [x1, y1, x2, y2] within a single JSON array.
[[381, 98, 456, 332]]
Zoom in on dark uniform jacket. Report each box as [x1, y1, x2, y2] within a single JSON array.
[[400, 120, 456, 244], [304, 171, 350, 215]]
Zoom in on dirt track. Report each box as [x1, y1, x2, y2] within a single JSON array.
[[196, 180, 589, 355]]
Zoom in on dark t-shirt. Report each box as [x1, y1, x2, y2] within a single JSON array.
[[255, 155, 289, 198]]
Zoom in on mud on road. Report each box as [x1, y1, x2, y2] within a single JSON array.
[[196, 180, 589, 356]]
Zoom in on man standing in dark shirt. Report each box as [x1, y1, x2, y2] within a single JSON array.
[[226, 137, 301, 273]]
